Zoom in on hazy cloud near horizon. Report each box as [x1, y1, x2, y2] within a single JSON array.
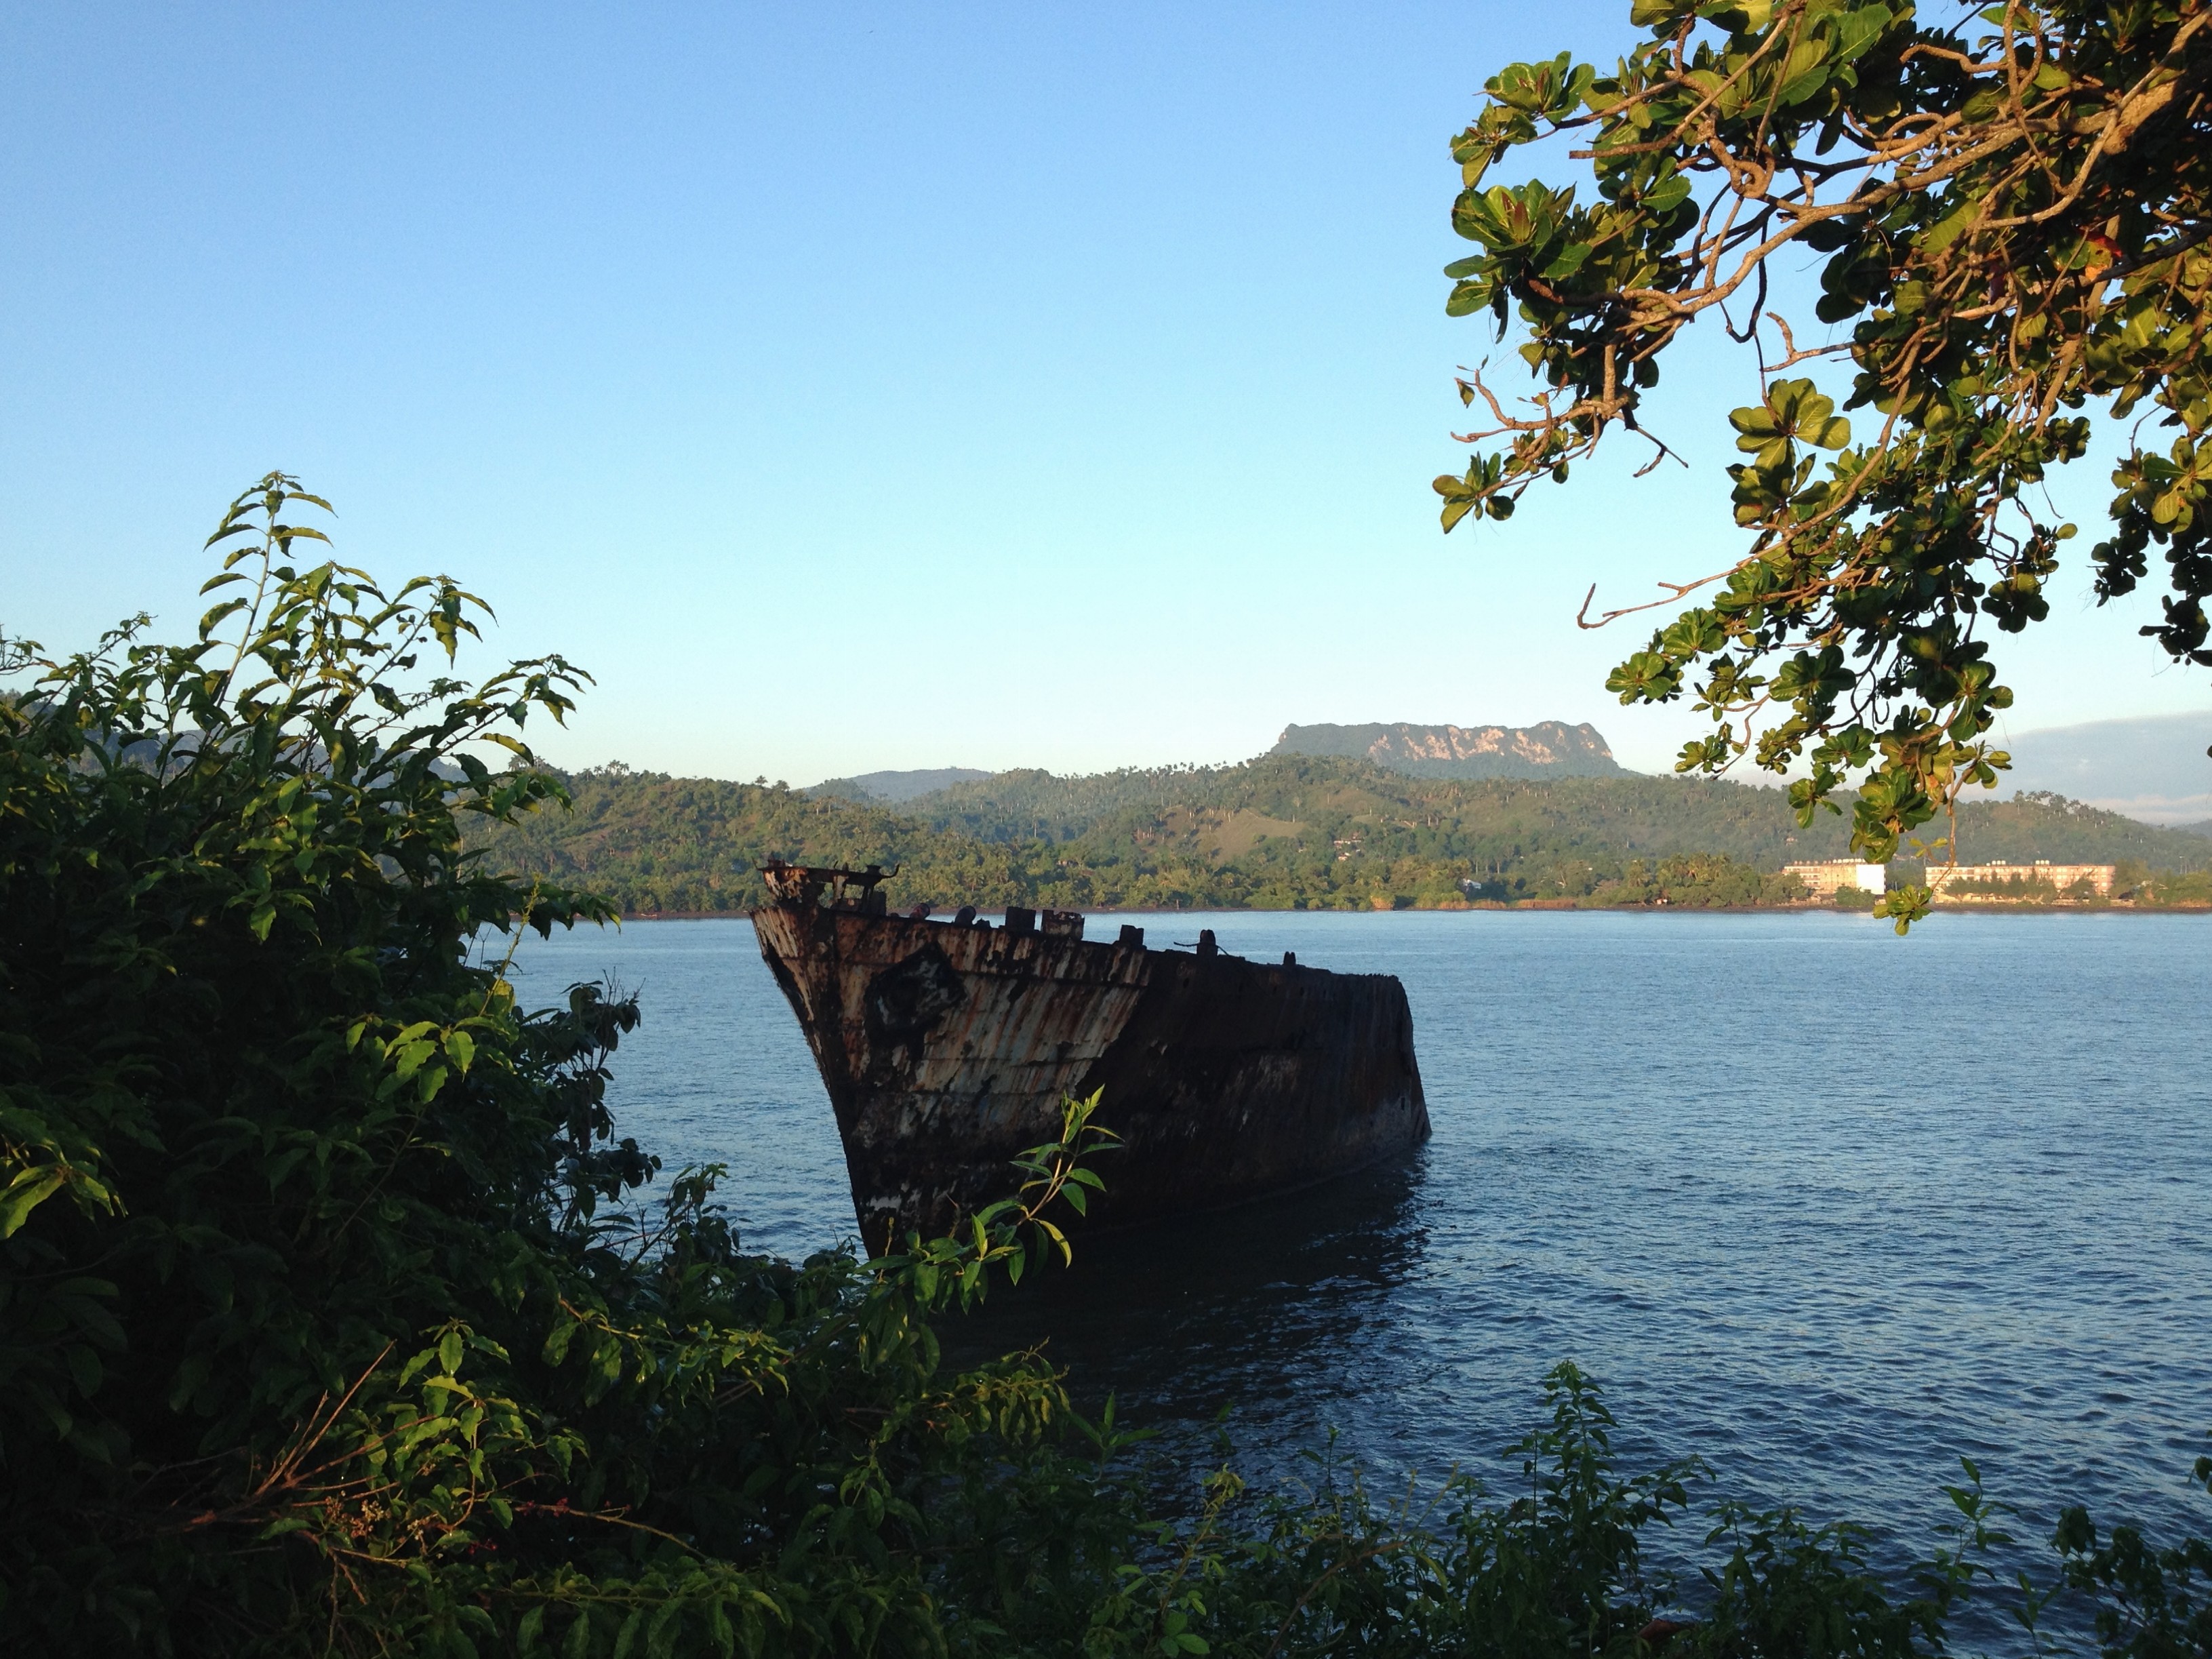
[[1995, 713, 2212, 825]]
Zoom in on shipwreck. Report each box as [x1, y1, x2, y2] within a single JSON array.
[[752, 862, 1429, 1253]]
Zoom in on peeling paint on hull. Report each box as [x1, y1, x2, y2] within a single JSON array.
[[752, 904, 1430, 1254]]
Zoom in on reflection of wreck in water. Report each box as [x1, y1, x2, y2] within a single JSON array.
[[751, 862, 1429, 1254]]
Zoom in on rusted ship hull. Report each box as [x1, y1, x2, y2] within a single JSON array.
[[752, 901, 1428, 1252]]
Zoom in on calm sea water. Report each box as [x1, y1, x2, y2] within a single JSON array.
[[510, 909, 2212, 1618]]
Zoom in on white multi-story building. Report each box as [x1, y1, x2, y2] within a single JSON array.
[[1782, 860, 1888, 898], [1928, 860, 2115, 900]]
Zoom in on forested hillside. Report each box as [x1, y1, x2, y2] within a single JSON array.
[[810, 765, 994, 803], [466, 758, 2212, 915], [1937, 791, 2212, 866], [462, 764, 1032, 913]]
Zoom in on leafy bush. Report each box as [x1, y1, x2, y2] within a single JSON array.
[[0, 478, 1141, 1654]]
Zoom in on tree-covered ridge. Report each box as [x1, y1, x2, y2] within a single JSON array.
[[808, 766, 994, 805], [466, 757, 2212, 915], [466, 763, 1036, 913], [902, 758, 1872, 858], [1948, 788, 2212, 864]]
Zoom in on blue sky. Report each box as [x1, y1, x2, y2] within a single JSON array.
[[4, 3, 2207, 784]]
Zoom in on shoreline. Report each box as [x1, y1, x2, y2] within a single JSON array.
[[603, 902, 2212, 922]]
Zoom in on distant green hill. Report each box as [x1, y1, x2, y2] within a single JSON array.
[[809, 766, 994, 804], [1933, 790, 2212, 867], [910, 755, 1849, 868], [466, 759, 2212, 915], [465, 767, 1033, 915]]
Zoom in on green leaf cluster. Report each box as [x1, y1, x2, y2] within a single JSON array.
[[0, 479, 1150, 1654], [1439, 1, 2212, 918]]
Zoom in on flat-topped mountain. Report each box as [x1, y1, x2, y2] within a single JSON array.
[[1270, 721, 1625, 780]]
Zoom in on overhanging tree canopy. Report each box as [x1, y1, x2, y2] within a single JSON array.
[[1435, 0, 2212, 923]]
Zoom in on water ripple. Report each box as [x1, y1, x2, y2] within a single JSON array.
[[516, 908, 2212, 1612]]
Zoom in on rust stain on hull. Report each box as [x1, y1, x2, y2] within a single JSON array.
[[752, 885, 1428, 1253]]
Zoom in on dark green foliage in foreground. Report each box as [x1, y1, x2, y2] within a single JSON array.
[[7, 478, 2211, 1657], [467, 759, 2212, 916], [0, 480, 1139, 1654]]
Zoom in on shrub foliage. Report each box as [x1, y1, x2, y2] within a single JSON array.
[[0, 478, 1140, 1653]]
